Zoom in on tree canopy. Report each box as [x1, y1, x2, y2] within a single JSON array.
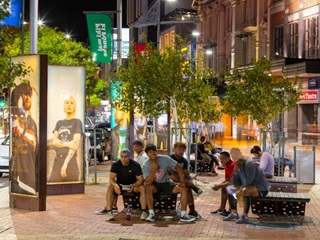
[[221, 57, 300, 128], [6, 25, 109, 106], [112, 38, 221, 126], [0, 0, 31, 89]]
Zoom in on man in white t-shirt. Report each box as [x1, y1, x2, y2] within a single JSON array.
[[132, 139, 148, 166]]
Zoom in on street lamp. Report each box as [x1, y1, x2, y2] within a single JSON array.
[[191, 29, 200, 37]]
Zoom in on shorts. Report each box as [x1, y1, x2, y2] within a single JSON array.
[[153, 181, 177, 197], [260, 190, 268, 197]]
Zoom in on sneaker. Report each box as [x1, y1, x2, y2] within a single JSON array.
[[112, 207, 118, 213], [220, 210, 231, 217], [105, 211, 115, 221], [223, 213, 239, 221], [140, 211, 148, 220], [217, 166, 225, 170], [191, 185, 203, 194], [146, 213, 155, 222], [210, 208, 224, 215], [235, 215, 249, 224], [95, 207, 108, 215], [189, 211, 202, 219], [180, 214, 196, 222]]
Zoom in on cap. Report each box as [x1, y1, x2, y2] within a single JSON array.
[[120, 148, 130, 157]]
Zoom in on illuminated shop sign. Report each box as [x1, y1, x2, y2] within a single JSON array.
[[299, 90, 319, 103]]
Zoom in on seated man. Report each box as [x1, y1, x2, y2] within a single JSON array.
[[197, 135, 223, 175], [273, 138, 294, 177], [250, 146, 274, 178], [223, 147, 269, 224], [211, 151, 234, 216], [168, 141, 202, 218], [95, 148, 147, 221], [142, 144, 195, 222]]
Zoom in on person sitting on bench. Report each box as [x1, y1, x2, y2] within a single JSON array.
[[168, 141, 202, 218], [250, 145, 274, 178], [142, 144, 195, 223], [95, 148, 147, 221], [223, 147, 269, 224], [197, 135, 224, 175], [211, 151, 235, 216]]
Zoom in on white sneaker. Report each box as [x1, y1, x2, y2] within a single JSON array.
[[180, 214, 195, 222], [146, 213, 155, 222], [105, 211, 115, 221], [141, 211, 148, 220]]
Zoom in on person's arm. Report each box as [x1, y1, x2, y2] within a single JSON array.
[[56, 131, 81, 178], [109, 172, 121, 195], [259, 154, 267, 172], [212, 179, 229, 191], [174, 164, 185, 187], [143, 161, 158, 186]]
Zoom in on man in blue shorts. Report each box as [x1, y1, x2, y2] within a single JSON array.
[[142, 144, 195, 222]]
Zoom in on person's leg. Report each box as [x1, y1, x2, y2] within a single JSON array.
[[235, 185, 260, 224], [146, 184, 155, 211], [223, 186, 239, 221], [173, 185, 195, 221], [106, 184, 115, 211], [134, 185, 148, 220], [220, 187, 228, 210], [134, 185, 147, 210], [145, 184, 156, 221]]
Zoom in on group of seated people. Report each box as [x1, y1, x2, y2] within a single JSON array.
[[96, 140, 204, 223], [95, 138, 282, 224], [211, 146, 274, 224]]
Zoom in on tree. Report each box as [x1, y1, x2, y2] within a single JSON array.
[[221, 57, 300, 129], [6, 26, 109, 107], [112, 38, 218, 130], [0, 0, 31, 89]]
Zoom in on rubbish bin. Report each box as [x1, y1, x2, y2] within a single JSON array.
[[294, 146, 316, 184]]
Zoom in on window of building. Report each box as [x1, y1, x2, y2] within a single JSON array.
[[274, 26, 283, 59], [289, 22, 299, 58], [304, 16, 319, 59]]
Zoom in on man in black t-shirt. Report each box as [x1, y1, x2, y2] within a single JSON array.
[[95, 148, 147, 221], [168, 142, 203, 219]]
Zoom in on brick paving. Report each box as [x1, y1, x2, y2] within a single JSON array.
[[1, 138, 320, 239]]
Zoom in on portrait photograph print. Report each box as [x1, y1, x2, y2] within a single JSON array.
[[10, 55, 41, 196], [47, 66, 85, 184]]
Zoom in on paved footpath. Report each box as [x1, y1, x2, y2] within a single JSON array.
[[1, 140, 320, 240]]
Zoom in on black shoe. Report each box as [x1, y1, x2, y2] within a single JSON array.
[[220, 210, 231, 217], [210, 208, 224, 215], [191, 185, 203, 194], [217, 166, 225, 170]]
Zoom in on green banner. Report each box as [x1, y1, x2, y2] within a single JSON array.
[[86, 14, 112, 63]]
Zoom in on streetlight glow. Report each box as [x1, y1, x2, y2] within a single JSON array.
[[65, 33, 71, 39], [192, 29, 200, 37]]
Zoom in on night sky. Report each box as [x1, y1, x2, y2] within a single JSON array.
[[25, 0, 126, 42]]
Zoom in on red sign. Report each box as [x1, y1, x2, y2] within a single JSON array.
[[300, 90, 319, 102]]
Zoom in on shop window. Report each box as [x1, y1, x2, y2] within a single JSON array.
[[289, 23, 299, 58], [274, 26, 283, 59], [304, 17, 319, 59]]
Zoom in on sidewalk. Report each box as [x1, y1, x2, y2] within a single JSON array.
[[1, 139, 320, 239]]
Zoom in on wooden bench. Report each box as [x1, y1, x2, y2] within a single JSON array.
[[122, 192, 177, 211], [268, 176, 298, 193], [251, 192, 310, 216]]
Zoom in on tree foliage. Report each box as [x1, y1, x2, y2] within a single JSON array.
[[221, 57, 300, 128], [6, 26, 109, 106], [0, 0, 31, 88], [112, 37, 219, 126]]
